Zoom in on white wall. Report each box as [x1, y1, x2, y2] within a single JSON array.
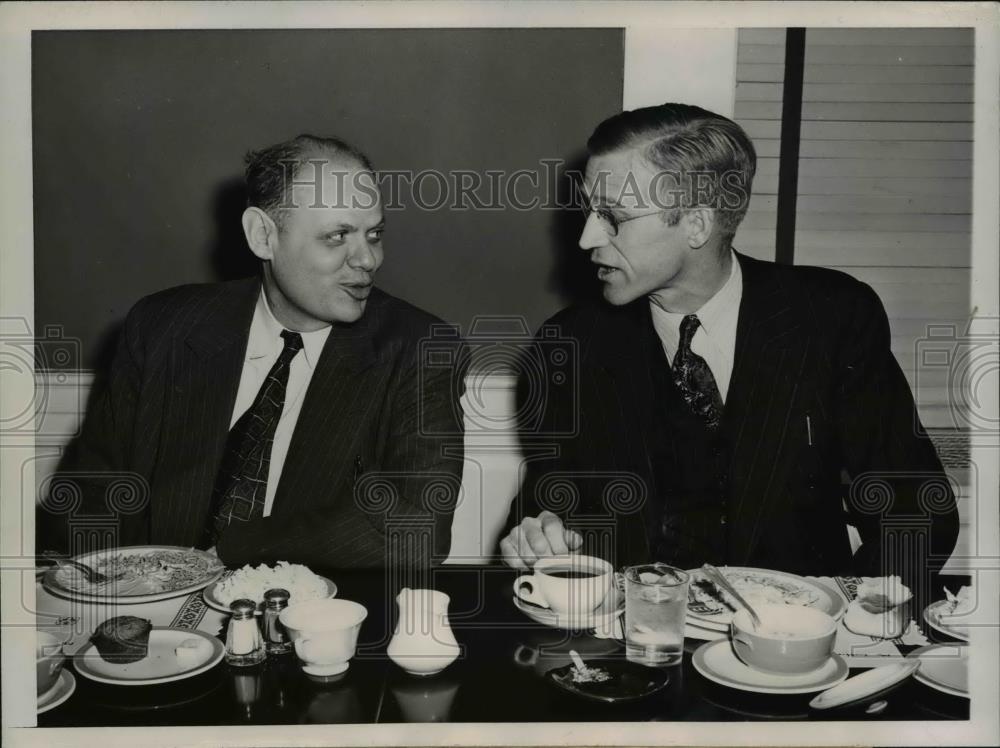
[[624, 27, 737, 115]]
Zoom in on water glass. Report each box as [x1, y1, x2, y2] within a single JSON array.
[[623, 563, 690, 666]]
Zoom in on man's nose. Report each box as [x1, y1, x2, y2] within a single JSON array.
[[348, 240, 379, 271], [578, 212, 609, 251]]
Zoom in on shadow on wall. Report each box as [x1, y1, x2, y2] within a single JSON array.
[[87, 176, 260, 376], [209, 176, 261, 283], [546, 150, 600, 309]]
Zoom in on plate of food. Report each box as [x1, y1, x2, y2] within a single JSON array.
[[923, 586, 972, 642], [74, 618, 224, 686], [202, 560, 336, 613], [41, 546, 225, 604], [685, 566, 845, 626]]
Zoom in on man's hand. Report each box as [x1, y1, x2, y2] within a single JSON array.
[[499, 510, 583, 569]]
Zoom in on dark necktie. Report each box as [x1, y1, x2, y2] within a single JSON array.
[[204, 329, 304, 546], [671, 314, 723, 429]]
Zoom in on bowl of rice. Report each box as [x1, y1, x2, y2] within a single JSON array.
[[204, 561, 333, 611]]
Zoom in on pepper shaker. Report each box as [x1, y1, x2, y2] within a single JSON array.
[[262, 588, 293, 655], [225, 599, 266, 666]]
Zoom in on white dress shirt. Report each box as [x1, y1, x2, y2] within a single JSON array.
[[649, 251, 743, 403], [229, 290, 331, 516]]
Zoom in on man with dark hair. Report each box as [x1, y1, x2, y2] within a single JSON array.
[[40, 134, 465, 571], [500, 103, 958, 601]]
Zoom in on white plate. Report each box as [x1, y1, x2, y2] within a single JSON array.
[[202, 574, 337, 613], [42, 545, 224, 605], [809, 660, 919, 710], [513, 593, 624, 631], [74, 627, 224, 686], [692, 639, 849, 695], [907, 643, 968, 698], [37, 670, 75, 714], [923, 600, 970, 642], [686, 567, 846, 627]]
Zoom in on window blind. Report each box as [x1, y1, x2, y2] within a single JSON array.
[[734, 27, 973, 430]]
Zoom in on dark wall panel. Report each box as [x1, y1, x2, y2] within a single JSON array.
[[32, 29, 623, 367]]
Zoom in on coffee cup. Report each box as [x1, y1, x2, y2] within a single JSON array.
[[730, 603, 837, 675], [279, 598, 368, 677], [514, 555, 612, 617], [36, 631, 66, 696]]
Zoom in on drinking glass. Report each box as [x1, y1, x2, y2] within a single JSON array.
[[623, 563, 690, 666]]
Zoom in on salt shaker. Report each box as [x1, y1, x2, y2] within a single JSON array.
[[225, 598, 265, 666], [262, 588, 293, 655]]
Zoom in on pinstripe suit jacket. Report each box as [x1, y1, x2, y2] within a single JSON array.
[[509, 253, 958, 598], [40, 278, 465, 570]]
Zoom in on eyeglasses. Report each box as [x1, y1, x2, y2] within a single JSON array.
[[583, 206, 674, 237]]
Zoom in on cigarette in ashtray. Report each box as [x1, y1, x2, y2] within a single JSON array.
[[567, 649, 611, 684]]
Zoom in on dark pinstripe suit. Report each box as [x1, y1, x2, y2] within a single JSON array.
[[508, 253, 958, 600], [40, 277, 465, 570]]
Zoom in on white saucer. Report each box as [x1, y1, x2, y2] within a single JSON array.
[[512, 594, 624, 630], [692, 639, 849, 694], [923, 600, 970, 642], [907, 644, 968, 698], [75, 627, 224, 686], [38, 670, 75, 714]]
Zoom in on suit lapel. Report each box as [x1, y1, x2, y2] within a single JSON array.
[[722, 253, 810, 563], [152, 279, 259, 542]]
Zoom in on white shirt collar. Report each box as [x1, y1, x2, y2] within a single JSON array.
[[649, 250, 743, 360], [247, 289, 331, 369], [689, 250, 742, 338]]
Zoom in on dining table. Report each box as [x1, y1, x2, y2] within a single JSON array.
[[36, 565, 971, 726]]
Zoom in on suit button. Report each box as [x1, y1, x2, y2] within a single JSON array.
[[720, 515, 727, 525]]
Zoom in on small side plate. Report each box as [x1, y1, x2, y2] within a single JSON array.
[[545, 658, 669, 703], [74, 627, 224, 686], [37, 670, 76, 714], [923, 600, 970, 642]]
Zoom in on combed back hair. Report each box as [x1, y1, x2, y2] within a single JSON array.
[[244, 134, 375, 229], [587, 103, 756, 241]]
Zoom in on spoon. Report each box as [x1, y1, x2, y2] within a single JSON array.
[[702, 563, 761, 629], [40, 552, 111, 584]]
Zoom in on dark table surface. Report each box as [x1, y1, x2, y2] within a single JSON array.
[[37, 566, 970, 726]]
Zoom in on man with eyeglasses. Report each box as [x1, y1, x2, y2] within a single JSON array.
[[499, 103, 958, 602]]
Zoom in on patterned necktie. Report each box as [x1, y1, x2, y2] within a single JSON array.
[[204, 329, 304, 546], [671, 314, 723, 429]]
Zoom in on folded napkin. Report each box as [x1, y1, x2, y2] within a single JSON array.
[[811, 576, 927, 668], [35, 583, 227, 655], [842, 576, 912, 640]]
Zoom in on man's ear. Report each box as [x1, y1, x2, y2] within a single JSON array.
[[242, 207, 279, 261], [684, 207, 715, 249]]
